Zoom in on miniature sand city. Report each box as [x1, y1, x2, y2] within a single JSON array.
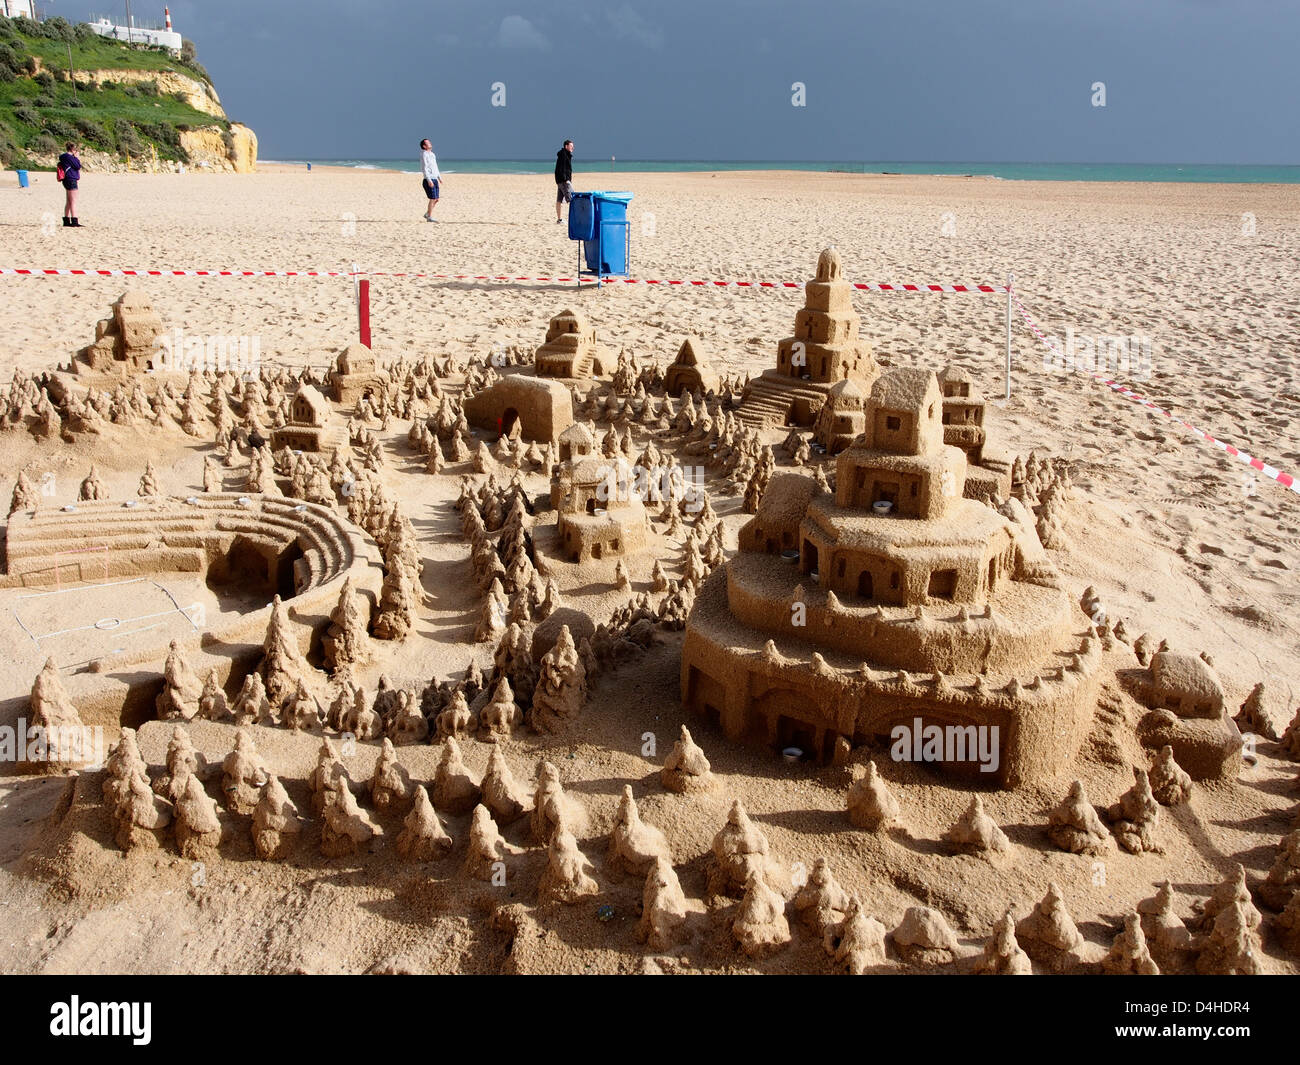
[[0, 168, 1298, 976]]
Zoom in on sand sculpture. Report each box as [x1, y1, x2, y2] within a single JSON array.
[[1260, 830, 1300, 910], [846, 761, 902, 831], [1148, 745, 1193, 805], [942, 795, 1010, 855], [732, 872, 791, 957], [708, 799, 775, 896], [1102, 913, 1160, 975], [481, 746, 530, 823], [636, 855, 689, 950], [791, 857, 851, 934], [1136, 651, 1241, 779], [606, 786, 671, 879], [684, 365, 1099, 783], [664, 337, 718, 397], [531, 760, 586, 842], [396, 785, 453, 861], [463, 374, 574, 445], [829, 896, 889, 974], [538, 825, 599, 903], [534, 309, 606, 378], [155, 726, 201, 803], [550, 451, 648, 564], [465, 804, 515, 880], [371, 738, 413, 812], [1136, 882, 1192, 964], [329, 343, 388, 405], [1015, 883, 1086, 971], [174, 773, 223, 858], [433, 738, 481, 815], [252, 774, 301, 859], [74, 290, 166, 376], [221, 729, 267, 811], [661, 725, 714, 792], [529, 626, 587, 733], [892, 905, 959, 966], [27, 657, 86, 766], [973, 911, 1033, 975], [1106, 767, 1162, 853], [271, 384, 346, 455], [321, 783, 382, 857], [1046, 780, 1111, 855], [738, 248, 877, 429]]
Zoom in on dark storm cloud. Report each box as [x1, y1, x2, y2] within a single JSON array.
[[54, 0, 1299, 162]]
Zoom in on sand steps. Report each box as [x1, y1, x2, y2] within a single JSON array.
[[736, 375, 831, 428]]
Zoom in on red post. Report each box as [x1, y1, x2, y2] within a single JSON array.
[[358, 279, 371, 348]]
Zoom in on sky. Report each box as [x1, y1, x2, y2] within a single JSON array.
[[46, 0, 1300, 163]]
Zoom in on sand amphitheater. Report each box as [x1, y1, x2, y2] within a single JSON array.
[[1, 249, 1297, 978]]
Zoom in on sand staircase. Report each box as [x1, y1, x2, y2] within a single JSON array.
[[735, 374, 831, 429]]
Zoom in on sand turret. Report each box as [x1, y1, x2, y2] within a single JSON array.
[[1046, 780, 1110, 855], [847, 761, 902, 832], [732, 873, 791, 957], [606, 785, 671, 879], [707, 799, 773, 897], [252, 773, 301, 860], [661, 725, 714, 793], [1015, 883, 1085, 971], [396, 785, 453, 861], [370, 738, 413, 813], [973, 910, 1033, 975], [432, 738, 480, 815], [538, 825, 599, 903]]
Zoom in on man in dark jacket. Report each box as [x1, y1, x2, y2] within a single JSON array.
[[554, 139, 573, 223]]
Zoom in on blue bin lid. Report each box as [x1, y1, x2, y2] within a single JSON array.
[[587, 190, 633, 202]]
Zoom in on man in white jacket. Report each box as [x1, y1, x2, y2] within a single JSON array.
[[419, 139, 443, 221]]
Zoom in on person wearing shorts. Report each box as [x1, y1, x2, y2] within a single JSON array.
[[554, 139, 573, 223], [420, 139, 442, 221], [58, 141, 82, 228]]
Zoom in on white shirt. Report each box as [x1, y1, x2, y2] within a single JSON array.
[[421, 149, 440, 181]]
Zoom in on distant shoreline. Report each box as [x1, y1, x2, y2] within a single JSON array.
[[259, 159, 1300, 184]]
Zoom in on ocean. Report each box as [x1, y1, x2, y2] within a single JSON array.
[[272, 159, 1300, 184]]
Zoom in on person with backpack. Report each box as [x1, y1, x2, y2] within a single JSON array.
[[57, 142, 82, 228]]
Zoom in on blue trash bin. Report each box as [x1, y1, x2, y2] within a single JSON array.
[[570, 190, 632, 282], [17, 170, 30, 188], [568, 192, 597, 241]]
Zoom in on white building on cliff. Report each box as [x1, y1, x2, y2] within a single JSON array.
[[88, 7, 183, 53]]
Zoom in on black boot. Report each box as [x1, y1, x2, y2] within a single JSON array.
[[62, 217, 70, 226], [70, 218, 82, 228]]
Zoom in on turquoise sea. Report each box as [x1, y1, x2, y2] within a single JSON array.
[[274, 159, 1300, 184]]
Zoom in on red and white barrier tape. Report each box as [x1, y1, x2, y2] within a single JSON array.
[[0, 266, 1005, 292], [1013, 292, 1298, 497]]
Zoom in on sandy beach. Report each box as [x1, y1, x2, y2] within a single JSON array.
[[0, 166, 1297, 975]]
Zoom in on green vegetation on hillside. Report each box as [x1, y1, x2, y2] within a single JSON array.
[[0, 16, 225, 169]]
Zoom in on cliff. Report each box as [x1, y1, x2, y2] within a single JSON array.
[[0, 17, 257, 174]]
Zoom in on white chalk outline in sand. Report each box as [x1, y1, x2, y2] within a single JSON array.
[[13, 578, 203, 651]]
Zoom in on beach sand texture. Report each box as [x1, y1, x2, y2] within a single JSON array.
[[0, 167, 1297, 974]]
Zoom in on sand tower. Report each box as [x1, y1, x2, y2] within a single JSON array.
[[74, 290, 166, 376], [681, 367, 1101, 785], [737, 248, 878, 428], [534, 309, 606, 378]]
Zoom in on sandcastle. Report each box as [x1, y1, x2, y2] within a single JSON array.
[[548, 437, 648, 564], [328, 342, 389, 405], [737, 248, 878, 429], [74, 290, 166, 377], [463, 373, 574, 445], [533, 309, 606, 378], [682, 366, 1100, 783], [664, 337, 719, 397], [270, 384, 346, 455]]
